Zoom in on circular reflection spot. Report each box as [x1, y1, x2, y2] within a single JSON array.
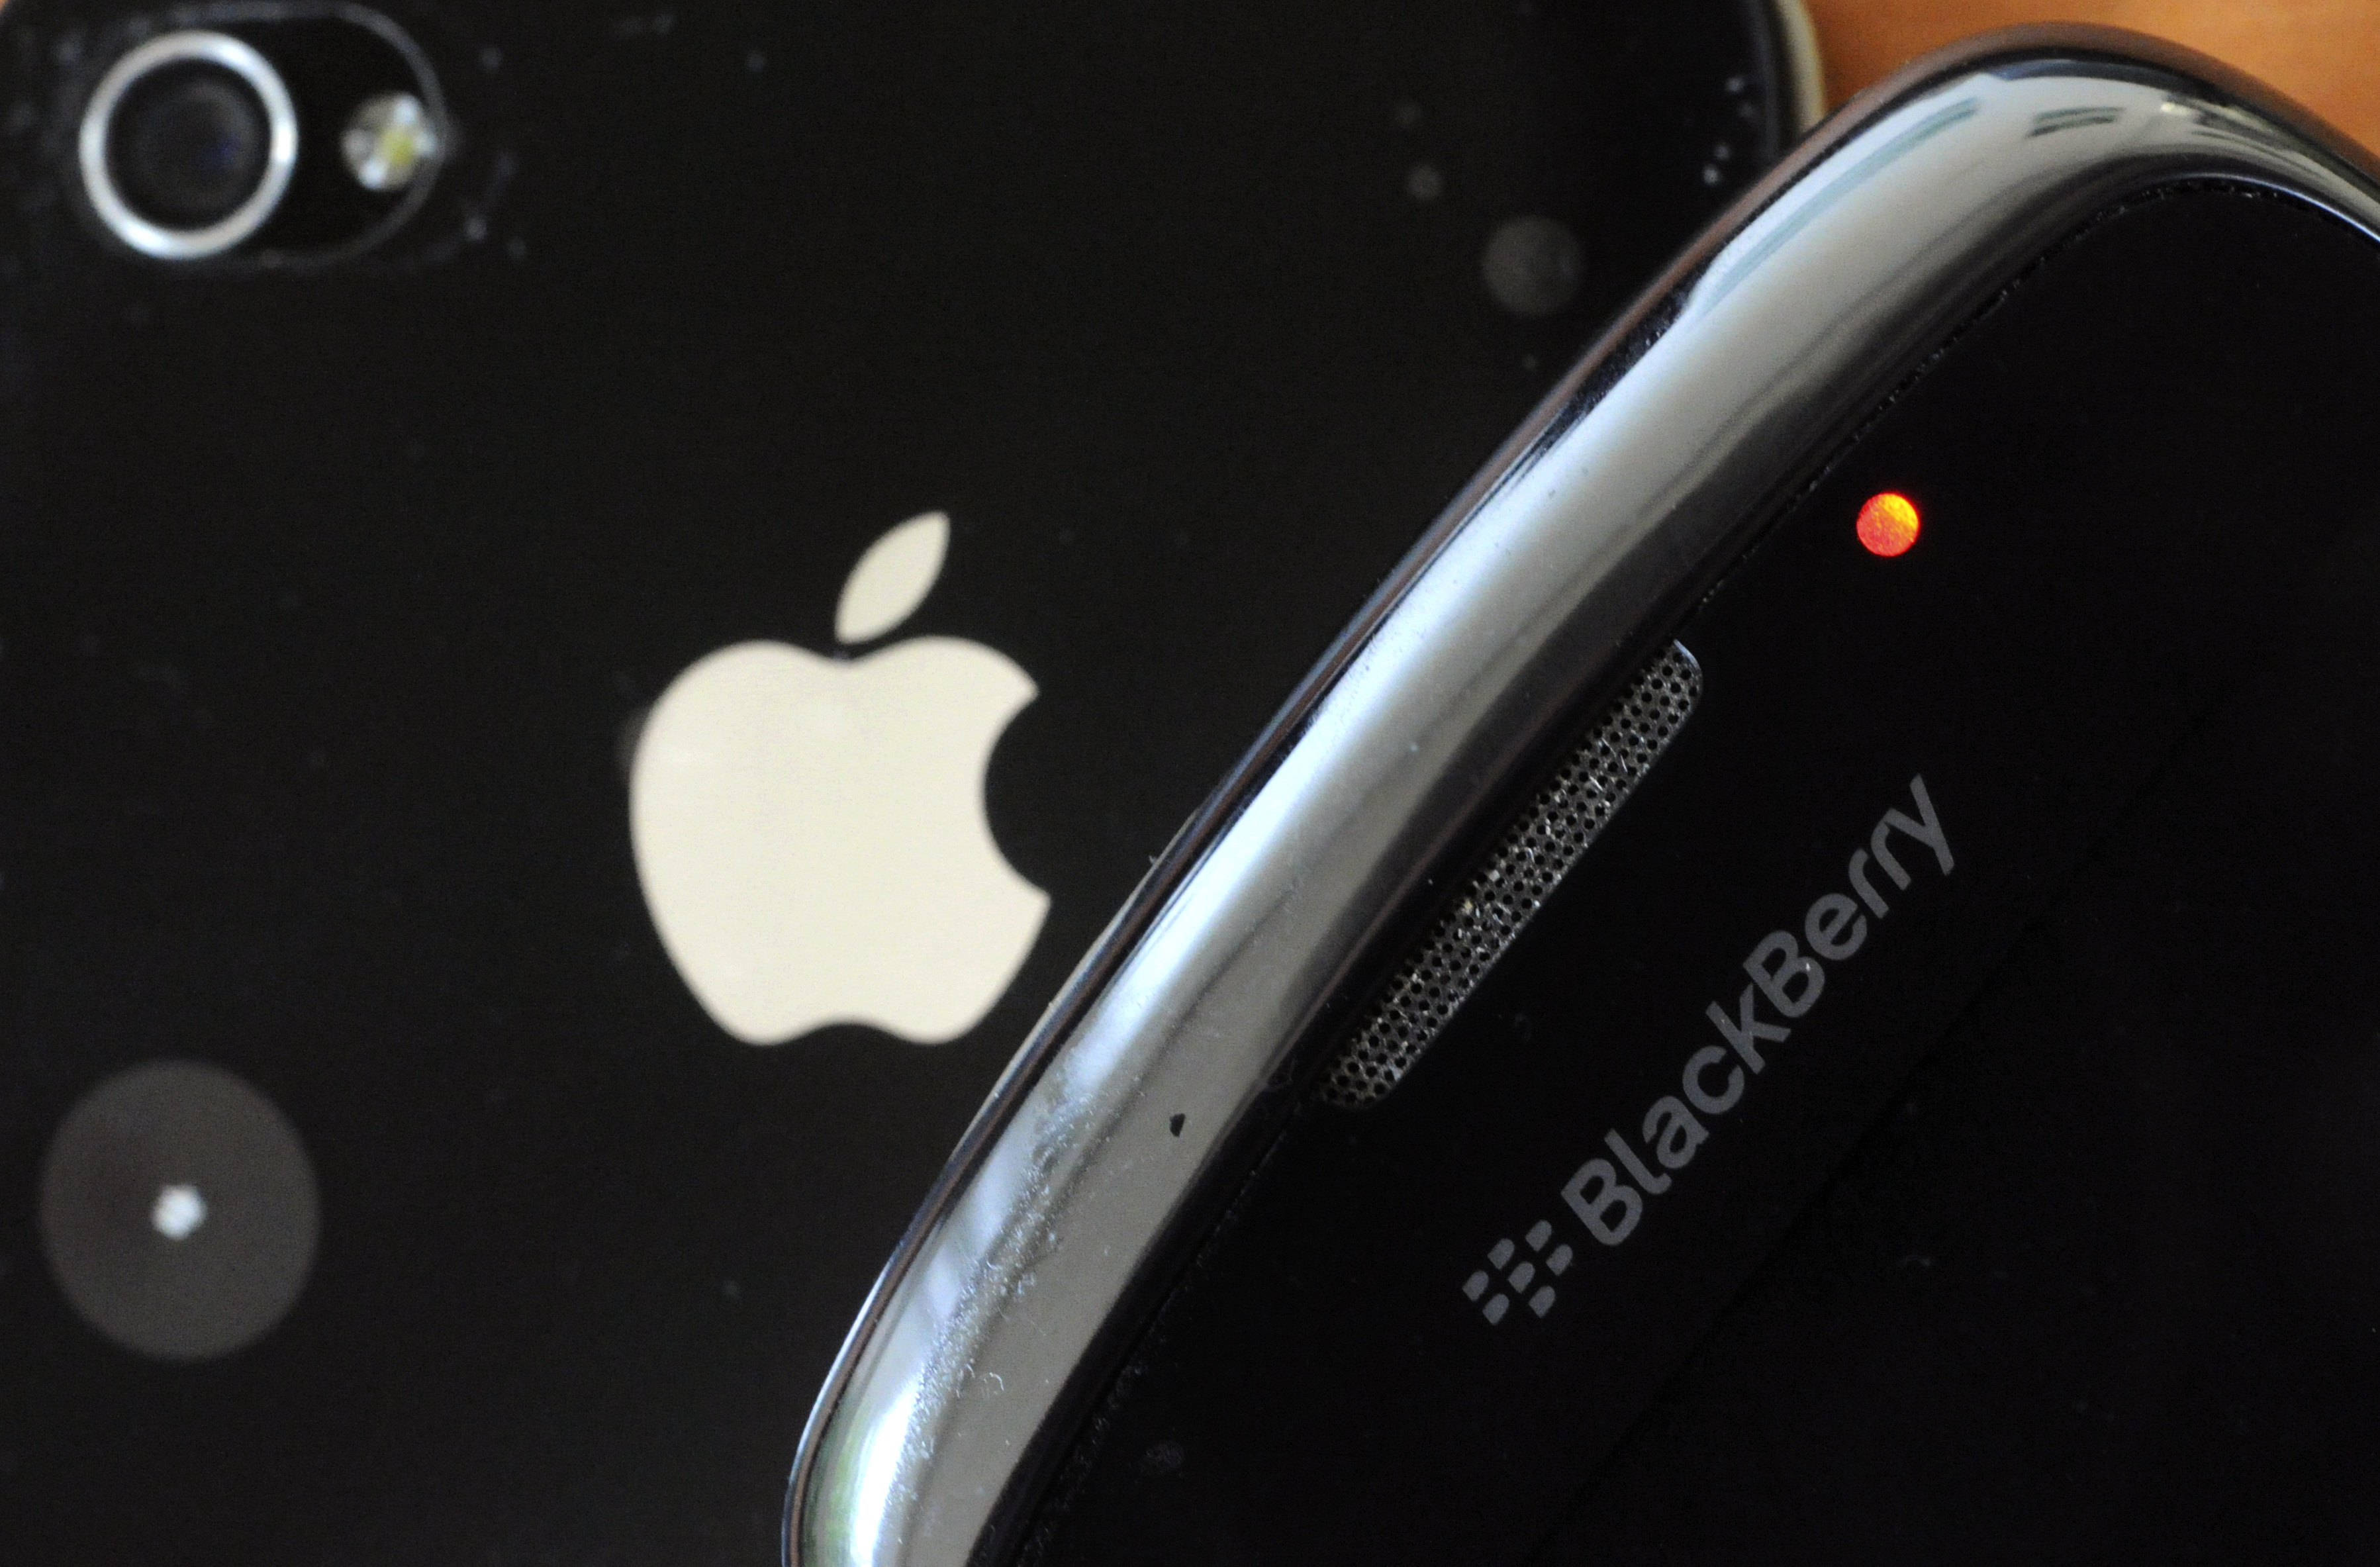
[[1482, 214, 1585, 318], [40, 1061, 319, 1361], [150, 1182, 208, 1240]]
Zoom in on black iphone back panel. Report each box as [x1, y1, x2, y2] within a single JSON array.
[[0, 1, 1792, 1562]]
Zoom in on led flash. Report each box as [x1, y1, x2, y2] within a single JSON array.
[[342, 93, 442, 193], [1856, 491, 1921, 557]]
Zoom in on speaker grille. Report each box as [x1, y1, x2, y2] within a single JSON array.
[[1317, 643, 1701, 1109]]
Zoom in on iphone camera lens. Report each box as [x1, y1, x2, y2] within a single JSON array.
[[120, 67, 267, 222], [78, 32, 297, 260]]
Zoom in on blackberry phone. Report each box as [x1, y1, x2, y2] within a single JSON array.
[[0, 1, 1817, 1562], [794, 28, 2380, 1567]]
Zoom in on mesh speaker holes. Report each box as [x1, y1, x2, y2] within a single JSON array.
[[1317, 643, 1701, 1109]]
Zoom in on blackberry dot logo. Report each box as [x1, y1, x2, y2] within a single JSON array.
[[1462, 1218, 1572, 1325]]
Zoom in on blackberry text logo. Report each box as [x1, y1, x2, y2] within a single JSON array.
[[1467, 774, 1952, 1325]]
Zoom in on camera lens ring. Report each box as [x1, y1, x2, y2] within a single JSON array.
[[76, 30, 299, 261]]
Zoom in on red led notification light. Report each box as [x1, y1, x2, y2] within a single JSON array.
[[1856, 492, 1921, 557]]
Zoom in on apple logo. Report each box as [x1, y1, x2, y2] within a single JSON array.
[[629, 511, 1049, 1045]]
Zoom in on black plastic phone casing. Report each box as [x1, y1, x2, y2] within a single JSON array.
[[787, 32, 2380, 1567]]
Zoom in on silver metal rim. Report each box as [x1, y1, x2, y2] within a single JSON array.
[[1770, 0, 1827, 134], [76, 30, 300, 261]]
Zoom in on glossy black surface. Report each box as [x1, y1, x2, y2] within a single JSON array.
[[0, 1, 1784, 1561], [1543, 502, 2380, 1558], [1024, 189, 2380, 1564]]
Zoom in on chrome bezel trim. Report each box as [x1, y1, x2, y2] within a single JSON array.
[[1770, 0, 1827, 134], [787, 28, 2380, 1567], [77, 29, 301, 261]]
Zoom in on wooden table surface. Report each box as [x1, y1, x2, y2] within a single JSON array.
[[1811, 0, 2380, 152]]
